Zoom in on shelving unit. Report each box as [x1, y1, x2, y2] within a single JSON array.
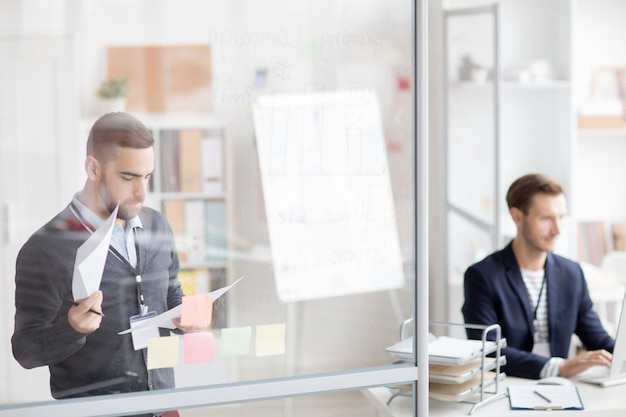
[[442, 0, 574, 329], [578, 128, 626, 138], [144, 113, 232, 328]]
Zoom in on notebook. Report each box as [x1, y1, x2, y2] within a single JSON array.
[[578, 291, 626, 387]]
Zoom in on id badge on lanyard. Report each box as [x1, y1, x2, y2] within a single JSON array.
[[129, 274, 158, 350], [129, 310, 159, 350]]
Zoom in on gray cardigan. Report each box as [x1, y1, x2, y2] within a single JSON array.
[[12, 204, 183, 399]]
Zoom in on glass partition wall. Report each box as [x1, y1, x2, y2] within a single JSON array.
[[0, 0, 426, 416]]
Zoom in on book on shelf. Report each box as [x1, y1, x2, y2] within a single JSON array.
[[201, 135, 224, 195], [577, 221, 608, 266], [178, 268, 211, 296], [162, 199, 227, 264], [185, 200, 206, 262], [205, 200, 227, 262], [160, 130, 180, 192], [179, 129, 203, 192], [158, 129, 224, 196]]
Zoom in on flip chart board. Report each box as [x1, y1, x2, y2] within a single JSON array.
[[252, 90, 404, 302]]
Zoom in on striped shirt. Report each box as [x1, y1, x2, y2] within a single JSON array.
[[521, 268, 563, 377]]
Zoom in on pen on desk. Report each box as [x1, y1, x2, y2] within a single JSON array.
[[70, 300, 105, 317], [533, 390, 552, 403]]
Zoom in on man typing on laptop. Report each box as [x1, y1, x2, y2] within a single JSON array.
[[462, 174, 614, 380]]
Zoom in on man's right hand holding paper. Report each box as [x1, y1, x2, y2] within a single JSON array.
[[69, 290, 103, 334]]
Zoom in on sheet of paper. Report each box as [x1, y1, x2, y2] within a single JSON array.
[[72, 205, 118, 301], [118, 276, 243, 335], [507, 385, 584, 410]]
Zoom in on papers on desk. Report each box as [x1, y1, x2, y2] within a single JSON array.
[[429, 336, 503, 365], [429, 371, 505, 402], [507, 385, 584, 410], [430, 357, 506, 384], [386, 335, 506, 365], [386, 334, 507, 403], [72, 205, 118, 300]]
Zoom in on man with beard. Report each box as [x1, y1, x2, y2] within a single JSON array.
[[462, 173, 614, 380], [12, 112, 189, 415]]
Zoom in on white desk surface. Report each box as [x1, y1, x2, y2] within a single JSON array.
[[363, 376, 626, 416]]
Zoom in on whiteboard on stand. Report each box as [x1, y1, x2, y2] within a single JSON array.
[[252, 90, 405, 302]]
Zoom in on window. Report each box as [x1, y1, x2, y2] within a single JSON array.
[[0, 1, 424, 415]]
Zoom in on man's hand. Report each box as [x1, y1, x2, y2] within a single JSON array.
[[559, 349, 613, 377], [172, 317, 205, 333], [68, 290, 103, 334]]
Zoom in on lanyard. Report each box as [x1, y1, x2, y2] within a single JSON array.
[[533, 274, 547, 320], [69, 202, 148, 315]]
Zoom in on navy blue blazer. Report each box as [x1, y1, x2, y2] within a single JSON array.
[[462, 242, 614, 379]]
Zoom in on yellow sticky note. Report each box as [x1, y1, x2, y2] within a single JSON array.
[[256, 323, 286, 357], [184, 332, 215, 364], [219, 327, 251, 356], [180, 294, 213, 327], [147, 336, 180, 370]]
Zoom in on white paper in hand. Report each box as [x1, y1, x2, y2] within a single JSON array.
[[72, 205, 118, 301], [118, 276, 244, 335]]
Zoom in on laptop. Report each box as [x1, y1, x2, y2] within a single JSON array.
[[578, 292, 626, 387]]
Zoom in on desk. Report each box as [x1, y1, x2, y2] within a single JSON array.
[[363, 376, 626, 416]]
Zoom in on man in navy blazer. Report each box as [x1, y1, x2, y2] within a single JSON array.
[[462, 174, 614, 379]]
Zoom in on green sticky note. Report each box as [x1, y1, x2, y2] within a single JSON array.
[[256, 323, 286, 357], [147, 336, 180, 370], [219, 327, 251, 356]]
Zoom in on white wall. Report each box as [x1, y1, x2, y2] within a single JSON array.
[[573, 0, 626, 229]]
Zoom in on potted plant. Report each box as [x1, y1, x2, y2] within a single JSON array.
[[97, 78, 129, 112]]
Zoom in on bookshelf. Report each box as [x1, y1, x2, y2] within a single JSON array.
[[145, 114, 231, 328]]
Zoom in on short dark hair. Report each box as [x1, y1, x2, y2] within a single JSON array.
[[506, 173, 564, 214], [86, 112, 154, 163]]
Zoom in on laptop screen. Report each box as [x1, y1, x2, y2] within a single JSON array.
[[609, 290, 626, 379]]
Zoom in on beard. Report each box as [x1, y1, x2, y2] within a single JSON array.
[[98, 183, 143, 221], [110, 200, 142, 221], [520, 225, 558, 254]]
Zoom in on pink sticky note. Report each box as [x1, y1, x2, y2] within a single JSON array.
[[184, 332, 215, 364], [180, 294, 213, 327]]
